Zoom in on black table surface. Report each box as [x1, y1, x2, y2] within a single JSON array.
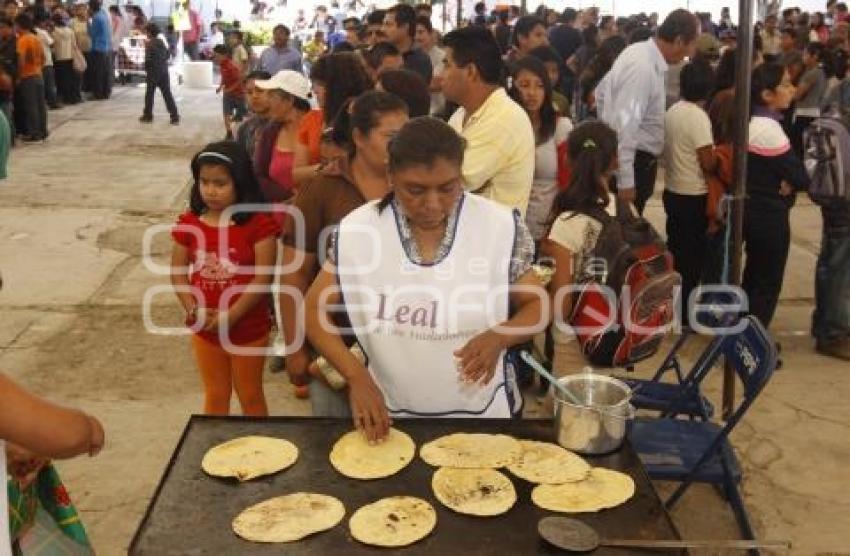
[[130, 416, 682, 555]]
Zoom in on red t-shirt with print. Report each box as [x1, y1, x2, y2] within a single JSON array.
[[171, 211, 280, 345]]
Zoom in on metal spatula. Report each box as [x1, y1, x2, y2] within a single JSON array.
[[538, 517, 791, 552]]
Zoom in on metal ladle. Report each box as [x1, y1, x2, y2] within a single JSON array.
[[538, 517, 791, 552]]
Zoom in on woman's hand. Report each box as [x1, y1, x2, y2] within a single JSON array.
[[5, 442, 48, 487], [200, 309, 225, 332], [347, 372, 391, 444], [454, 330, 505, 386]]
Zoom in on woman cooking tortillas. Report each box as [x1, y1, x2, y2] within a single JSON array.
[[305, 117, 547, 442]]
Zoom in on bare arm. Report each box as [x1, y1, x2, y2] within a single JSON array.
[[278, 244, 317, 384], [170, 242, 196, 315], [219, 236, 277, 327], [455, 271, 548, 385], [0, 373, 105, 459], [541, 238, 575, 323], [697, 144, 719, 175], [306, 264, 390, 442], [291, 141, 319, 186]]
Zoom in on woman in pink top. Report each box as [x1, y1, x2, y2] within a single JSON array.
[[253, 70, 313, 205]]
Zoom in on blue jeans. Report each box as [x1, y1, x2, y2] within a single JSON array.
[[813, 202, 850, 341]]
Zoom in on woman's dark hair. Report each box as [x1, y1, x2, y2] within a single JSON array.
[[245, 70, 271, 81], [331, 90, 409, 153], [550, 120, 617, 220], [751, 62, 786, 109], [145, 22, 160, 37], [378, 117, 466, 211], [309, 52, 374, 126], [511, 15, 545, 48], [714, 48, 737, 96], [377, 69, 430, 117], [442, 25, 504, 85], [680, 59, 715, 102], [830, 47, 849, 80], [599, 15, 615, 30], [189, 141, 265, 224], [508, 57, 556, 144]]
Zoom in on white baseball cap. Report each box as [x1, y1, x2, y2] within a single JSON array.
[[254, 70, 311, 101]]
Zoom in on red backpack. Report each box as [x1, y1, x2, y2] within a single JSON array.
[[568, 200, 681, 367]]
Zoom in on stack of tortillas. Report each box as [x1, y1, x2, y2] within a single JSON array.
[[420, 433, 521, 516], [349, 496, 437, 547], [330, 428, 415, 479], [202, 436, 298, 481], [232, 493, 345, 542], [507, 440, 591, 484], [420, 433, 522, 468], [531, 467, 635, 513]]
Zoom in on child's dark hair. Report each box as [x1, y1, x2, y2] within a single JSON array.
[[378, 117, 466, 212], [245, 70, 271, 82], [750, 62, 786, 109], [680, 58, 715, 102], [189, 141, 265, 224], [145, 22, 160, 37], [508, 56, 556, 144], [213, 44, 229, 56], [550, 120, 617, 220], [805, 41, 825, 61], [331, 90, 409, 154]]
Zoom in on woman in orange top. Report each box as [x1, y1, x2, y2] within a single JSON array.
[[14, 13, 47, 142]]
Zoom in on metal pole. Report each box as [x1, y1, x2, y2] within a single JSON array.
[[456, 0, 461, 28], [442, 0, 447, 32], [723, 0, 755, 419]]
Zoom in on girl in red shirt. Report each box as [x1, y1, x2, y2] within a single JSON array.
[[171, 141, 280, 416]]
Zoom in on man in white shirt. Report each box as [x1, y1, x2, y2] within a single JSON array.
[[595, 9, 699, 214], [441, 25, 535, 215], [414, 14, 444, 116]]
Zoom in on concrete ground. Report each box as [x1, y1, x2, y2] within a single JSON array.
[[0, 84, 847, 556]]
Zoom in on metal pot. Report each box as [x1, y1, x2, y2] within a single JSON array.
[[553, 373, 635, 455]]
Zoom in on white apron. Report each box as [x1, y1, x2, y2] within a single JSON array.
[[337, 193, 520, 417], [1, 441, 12, 556]]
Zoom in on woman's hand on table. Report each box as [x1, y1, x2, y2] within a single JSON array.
[[347, 372, 391, 444], [455, 330, 505, 386]]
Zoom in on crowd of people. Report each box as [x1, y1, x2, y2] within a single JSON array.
[[166, 2, 850, 436]]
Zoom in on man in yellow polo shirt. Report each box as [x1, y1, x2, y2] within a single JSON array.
[[442, 26, 535, 215]]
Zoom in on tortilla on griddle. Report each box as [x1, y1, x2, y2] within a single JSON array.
[[330, 428, 415, 479], [431, 467, 517, 516], [349, 496, 437, 547], [232, 493, 345, 542], [507, 440, 591, 484], [419, 433, 521, 468], [202, 436, 298, 481], [531, 467, 635, 513]]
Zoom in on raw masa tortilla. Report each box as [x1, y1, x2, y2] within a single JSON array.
[[349, 496, 437, 547], [419, 433, 522, 468], [202, 436, 298, 481], [431, 467, 517, 516], [330, 428, 415, 479], [531, 467, 635, 513], [232, 493, 345, 542]]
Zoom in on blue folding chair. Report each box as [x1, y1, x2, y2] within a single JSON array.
[[628, 316, 778, 545], [619, 291, 743, 419]]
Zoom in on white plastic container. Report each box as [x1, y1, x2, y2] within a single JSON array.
[[182, 61, 214, 89]]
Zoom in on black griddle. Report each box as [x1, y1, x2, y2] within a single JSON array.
[[130, 417, 682, 555]]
